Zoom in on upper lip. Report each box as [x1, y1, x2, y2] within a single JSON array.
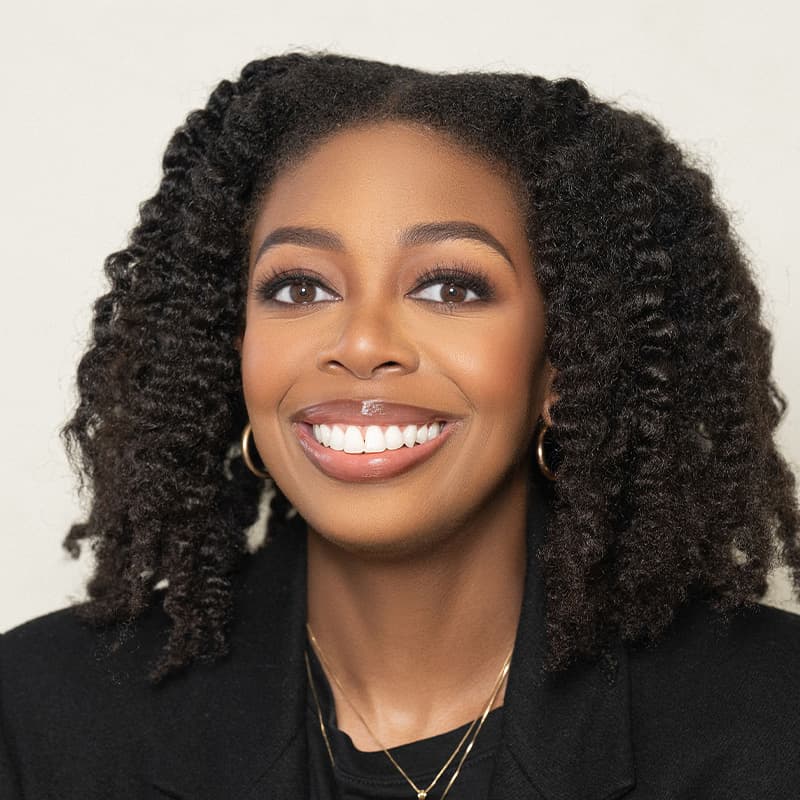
[[292, 399, 459, 426]]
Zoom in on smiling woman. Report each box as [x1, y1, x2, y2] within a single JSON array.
[[1, 51, 799, 800]]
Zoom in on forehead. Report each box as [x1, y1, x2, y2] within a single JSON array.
[[250, 121, 527, 247]]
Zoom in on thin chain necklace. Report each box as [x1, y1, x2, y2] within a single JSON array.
[[305, 622, 513, 800]]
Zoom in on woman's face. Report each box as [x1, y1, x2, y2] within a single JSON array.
[[241, 121, 553, 557]]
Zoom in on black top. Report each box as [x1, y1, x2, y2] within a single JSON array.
[[305, 635, 504, 799]]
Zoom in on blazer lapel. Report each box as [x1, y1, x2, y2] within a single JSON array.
[[150, 519, 310, 800], [488, 477, 636, 800]]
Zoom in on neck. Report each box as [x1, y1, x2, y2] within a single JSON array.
[[305, 471, 530, 750]]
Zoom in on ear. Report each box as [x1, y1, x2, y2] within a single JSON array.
[[234, 334, 243, 355], [540, 361, 558, 427]]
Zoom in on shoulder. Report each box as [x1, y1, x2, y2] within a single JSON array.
[[1, 601, 172, 798], [0, 540, 288, 708], [627, 599, 800, 793], [629, 598, 799, 692], [0, 539, 277, 688], [1, 598, 169, 691], [0, 542, 297, 798], [1, 599, 172, 725]]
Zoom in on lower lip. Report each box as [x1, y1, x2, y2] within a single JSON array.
[[292, 421, 458, 482]]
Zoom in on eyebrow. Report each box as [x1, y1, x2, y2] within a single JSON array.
[[253, 221, 515, 270]]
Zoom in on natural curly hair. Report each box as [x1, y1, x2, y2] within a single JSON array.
[[61, 49, 800, 684]]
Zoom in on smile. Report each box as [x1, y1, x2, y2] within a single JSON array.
[[292, 420, 458, 482], [312, 421, 445, 453]]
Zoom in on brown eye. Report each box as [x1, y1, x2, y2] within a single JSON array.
[[255, 270, 338, 306], [287, 281, 317, 303], [441, 283, 468, 303], [411, 279, 482, 304], [410, 264, 494, 306]]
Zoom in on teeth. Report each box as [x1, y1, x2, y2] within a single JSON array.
[[318, 424, 332, 447], [330, 425, 345, 451], [343, 426, 364, 453], [364, 425, 385, 452], [387, 425, 407, 450], [311, 422, 443, 453]]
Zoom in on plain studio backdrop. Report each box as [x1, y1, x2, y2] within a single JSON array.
[[1, 0, 798, 631]]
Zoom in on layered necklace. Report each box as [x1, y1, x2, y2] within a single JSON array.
[[305, 622, 513, 800]]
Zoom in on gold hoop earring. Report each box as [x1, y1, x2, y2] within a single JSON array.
[[536, 421, 557, 482], [241, 422, 270, 479]]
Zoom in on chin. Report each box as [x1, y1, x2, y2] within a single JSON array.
[[307, 521, 447, 563]]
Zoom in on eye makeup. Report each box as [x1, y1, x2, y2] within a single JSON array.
[[253, 260, 496, 308]]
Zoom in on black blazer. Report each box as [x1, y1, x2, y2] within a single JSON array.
[[2, 480, 799, 800]]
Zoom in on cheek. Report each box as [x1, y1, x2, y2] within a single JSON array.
[[240, 318, 298, 413], [431, 311, 544, 419]]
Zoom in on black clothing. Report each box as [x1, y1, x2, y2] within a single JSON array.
[[1, 475, 799, 799], [305, 633, 504, 799]]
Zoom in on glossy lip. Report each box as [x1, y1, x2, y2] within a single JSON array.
[[292, 419, 460, 482], [291, 399, 459, 427]]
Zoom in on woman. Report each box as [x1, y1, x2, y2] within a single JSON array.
[[1, 51, 798, 799]]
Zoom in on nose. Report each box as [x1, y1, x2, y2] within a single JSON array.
[[315, 298, 420, 380]]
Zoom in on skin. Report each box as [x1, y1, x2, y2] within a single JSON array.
[[238, 120, 556, 751]]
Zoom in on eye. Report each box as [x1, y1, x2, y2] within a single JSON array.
[[271, 280, 336, 305], [254, 269, 338, 306], [253, 263, 495, 308], [409, 265, 494, 305], [412, 281, 480, 304]]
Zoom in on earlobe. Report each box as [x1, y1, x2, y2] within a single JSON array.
[[234, 335, 243, 355]]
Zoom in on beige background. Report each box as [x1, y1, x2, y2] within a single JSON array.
[[1, 0, 798, 631]]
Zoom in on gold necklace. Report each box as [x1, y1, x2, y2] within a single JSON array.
[[305, 622, 513, 800]]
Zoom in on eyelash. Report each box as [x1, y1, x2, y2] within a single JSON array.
[[253, 262, 495, 310]]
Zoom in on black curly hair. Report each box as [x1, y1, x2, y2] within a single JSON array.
[[61, 49, 800, 684]]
